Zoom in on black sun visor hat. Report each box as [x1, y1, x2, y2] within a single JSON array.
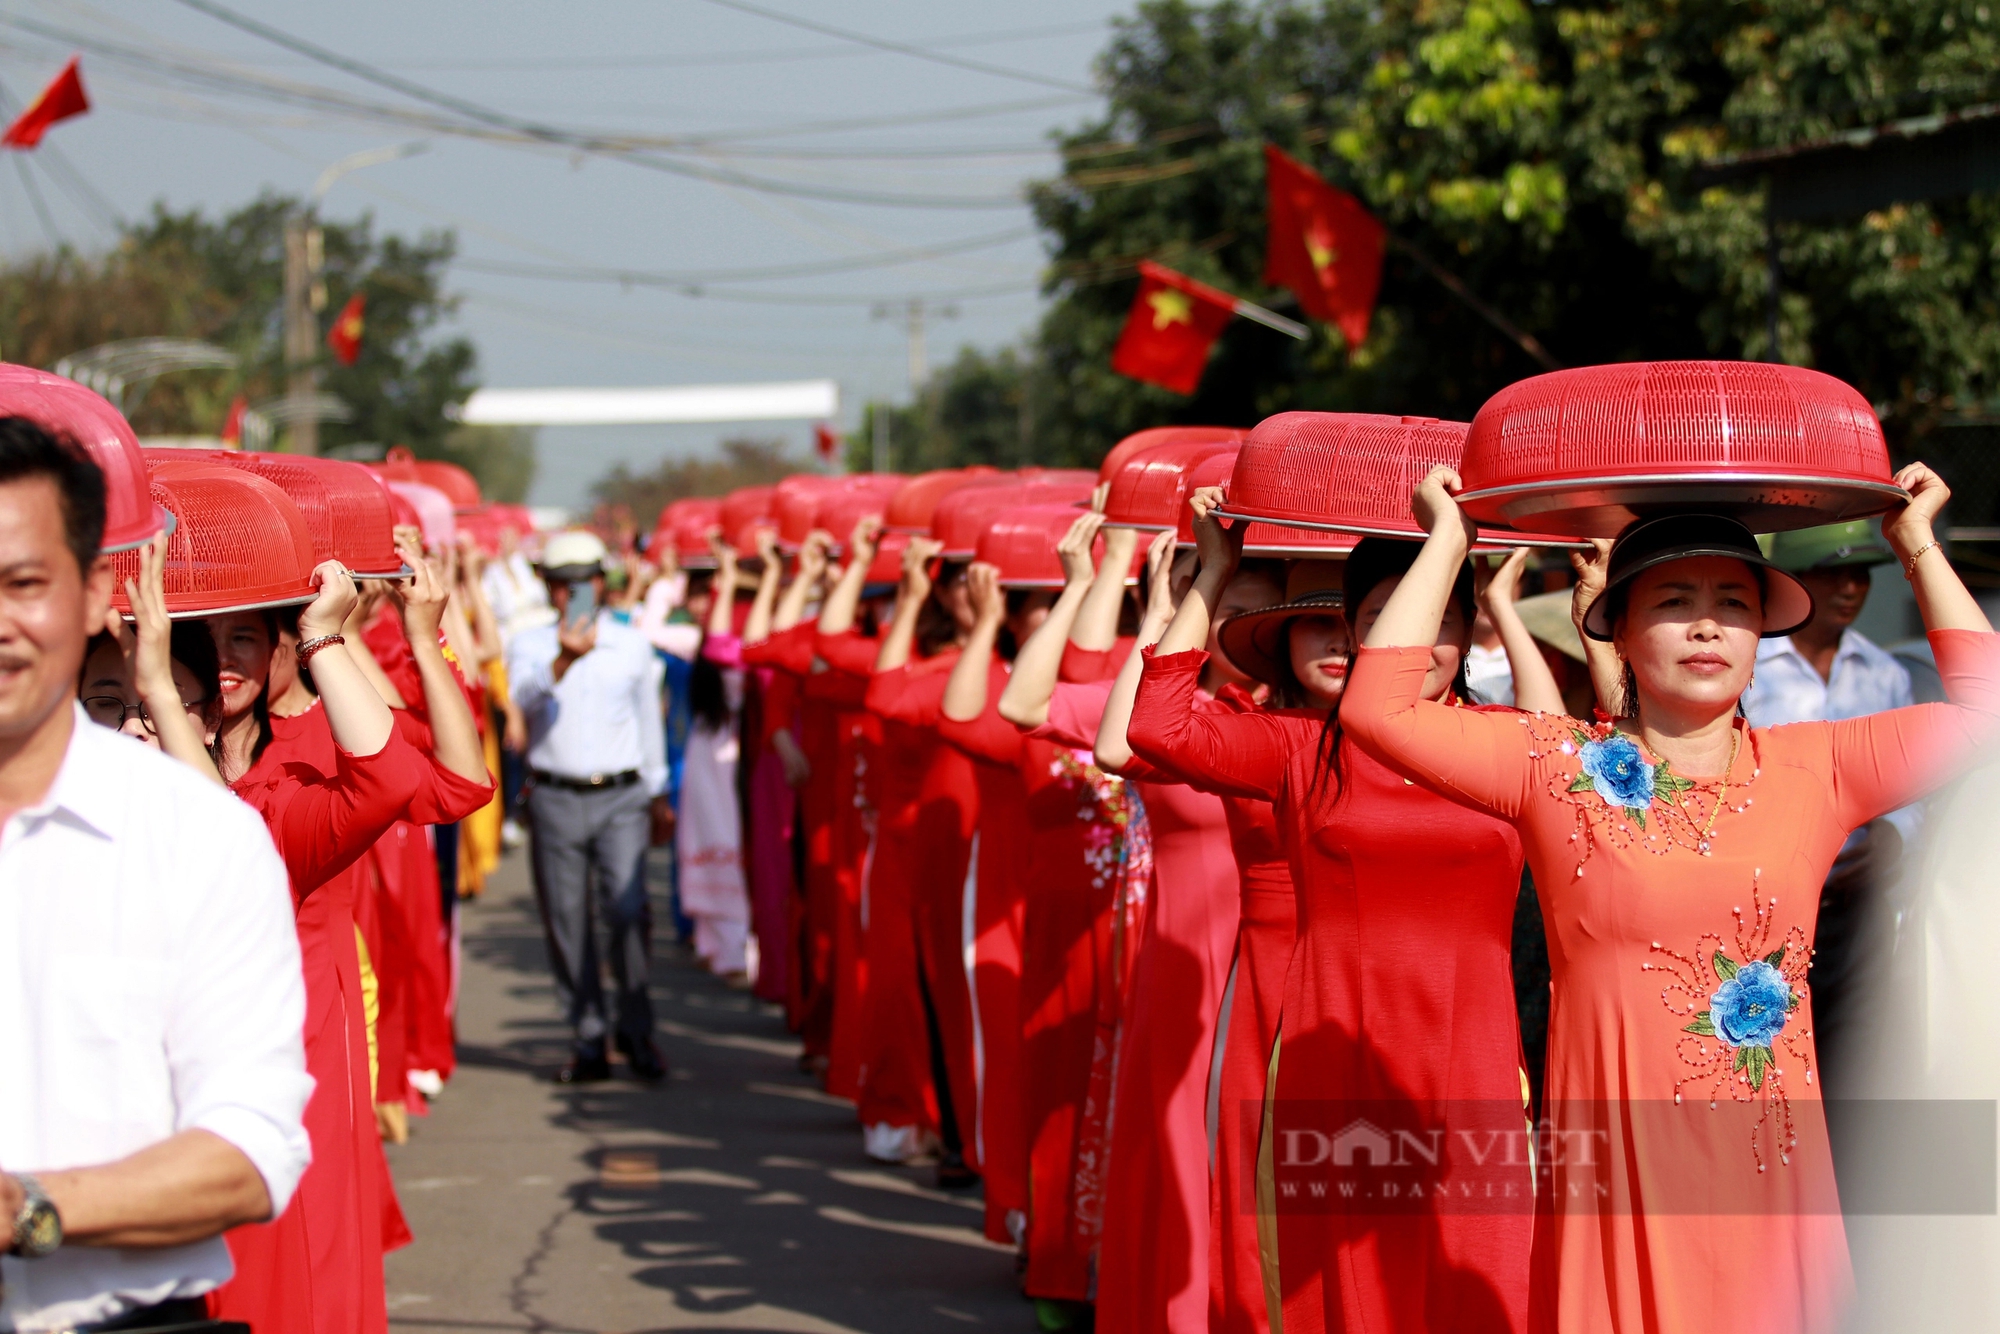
[[1582, 513, 1815, 642]]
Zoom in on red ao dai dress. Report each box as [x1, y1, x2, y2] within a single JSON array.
[[1338, 631, 2000, 1333], [1130, 647, 1534, 1334]]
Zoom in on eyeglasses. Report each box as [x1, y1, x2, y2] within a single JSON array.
[[82, 694, 206, 732]]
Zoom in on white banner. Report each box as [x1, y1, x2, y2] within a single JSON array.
[[454, 380, 839, 426]]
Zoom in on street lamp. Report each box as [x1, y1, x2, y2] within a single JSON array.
[[283, 143, 427, 453]]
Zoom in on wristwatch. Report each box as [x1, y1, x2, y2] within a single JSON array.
[[7, 1174, 61, 1258]]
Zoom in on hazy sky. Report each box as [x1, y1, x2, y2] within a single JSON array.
[[0, 0, 1135, 505]]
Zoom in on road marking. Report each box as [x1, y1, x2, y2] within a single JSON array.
[[758, 1155, 820, 1169], [744, 1190, 808, 1205], [815, 1206, 1011, 1253]]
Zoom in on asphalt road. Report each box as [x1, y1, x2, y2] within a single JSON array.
[[383, 847, 1028, 1333]]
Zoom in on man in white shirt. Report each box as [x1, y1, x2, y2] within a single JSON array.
[[507, 530, 671, 1086], [0, 421, 311, 1331], [1743, 519, 1914, 1095]]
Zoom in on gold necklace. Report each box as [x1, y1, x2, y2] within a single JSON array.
[[1669, 726, 1740, 839]]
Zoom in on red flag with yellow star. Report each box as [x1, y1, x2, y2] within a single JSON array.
[[1110, 260, 1238, 395], [1262, 144, 1385, 350], [1, 57, 88, 150], [326, 293, 365, 366]]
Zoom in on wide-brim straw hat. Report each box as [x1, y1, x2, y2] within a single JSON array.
[[1216, 559, 1346, 686]]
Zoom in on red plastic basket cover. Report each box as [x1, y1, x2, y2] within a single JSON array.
[[932, 475, 1094, 558], [1096, 426, 1246, 485], [387, 480, 456, 550], [0, 364, 170, 553], [1457, 361, 1902, 536], [658, 497, 724, 568], [1180, 448, 1357, 556], [1103, 437, 1242, 530], [814, 475, 907, 555], [1225, 411, 1582, 546], [719, 484, 778, 553], [116, 460, 318, 616], [865, 531, 911, 586], [773, 475, 847, 549], [185, 450, 405, 577], [976, 504, 1098, 588], [883, 467, 1004, 532]]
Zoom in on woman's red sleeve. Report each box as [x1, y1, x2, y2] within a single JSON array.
[[1059, 636, 1135, 684], [251, 727, 428, 902], [1128, 647, 1302, 800], [390, 711, 497, 824], [1831, 629, 2000, 827], [866, 653, 956, 726], [938, 661, 1025, 766], [803, 661, 869, 707], [362, 607, 425, 718], [814, 629, 880, 678], [1339, 644, 1535, 818]]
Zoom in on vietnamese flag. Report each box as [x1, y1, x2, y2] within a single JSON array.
[[813, 422, 841, 465], [2, 57, 89, 150], [1110, 260, 1239, 395], [326, 293, 365, 366], [1262, 144, 1385, 350], [219, 394, 247, 448]]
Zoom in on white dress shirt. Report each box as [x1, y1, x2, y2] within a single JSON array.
[[1745, 628, 1922, 846], [0, 708, 312, 1333], [507, 612, 668, 795]]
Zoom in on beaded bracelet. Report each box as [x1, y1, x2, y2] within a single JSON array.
[[1903, 539, 1939, 580], [296, 633, 345, 665]]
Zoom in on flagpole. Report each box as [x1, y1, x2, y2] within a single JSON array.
[[1228, 299, 1309, 341]]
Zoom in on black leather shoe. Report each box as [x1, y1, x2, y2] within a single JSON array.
[[935, 1149, 981, 1190], [556, 1051, 611, 1084], [616, 1033, 669, 1083]]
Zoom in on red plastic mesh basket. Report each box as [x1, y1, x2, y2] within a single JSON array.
[[773, 475, 846, 549], [976, 504, 1098, 588], [1223, 411, 1583, 547], [1457, 361, 1902, 536], [184, 450, 406, 577], [1180, 448, 1357, 556], [814, 475, 907, 556], [0, 364, 170, 553], [865, 531, 911, 586], [115, 460, 318, 617], [1102, 438, 1241, 530], [1096, 426, 1246, 486], [719, 484, 778, 554], [883, 467, 1004, 532], [932, 475, 1094, 558], [659, 498, 724, 568], [417, 458, 481, 508]]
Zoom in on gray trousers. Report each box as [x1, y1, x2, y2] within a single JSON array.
[[526, 781, 656, 1056]]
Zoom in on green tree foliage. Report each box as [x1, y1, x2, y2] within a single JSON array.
[[0, 192, 519, 490], [863, 0, 2000, 470], [591, 436, 804, 531]]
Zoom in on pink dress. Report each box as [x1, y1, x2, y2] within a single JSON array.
[[1034, 679, 1241, 1332]]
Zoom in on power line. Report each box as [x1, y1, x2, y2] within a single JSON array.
[[455, 226, 1035, 288], [227, 18, 1111, 73], [12, 156, 62, 249], [693, 0, 1096, 95], [160, 0, 1038, 209]]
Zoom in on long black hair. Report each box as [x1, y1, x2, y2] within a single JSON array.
[[689, 647, 732, 730], [1308, 538, 1478, 803], [916, 559, 969, 659]]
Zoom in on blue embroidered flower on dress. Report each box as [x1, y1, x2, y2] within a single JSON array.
[[1709, 959, 1793, 1049], [1581, 735, 1654, 806]]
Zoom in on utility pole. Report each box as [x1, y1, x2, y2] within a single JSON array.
[[873, 299, 958, 394], [283, 143, 427, 454], [871, 402, 889, 474], [282, 215, 319, 454]]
